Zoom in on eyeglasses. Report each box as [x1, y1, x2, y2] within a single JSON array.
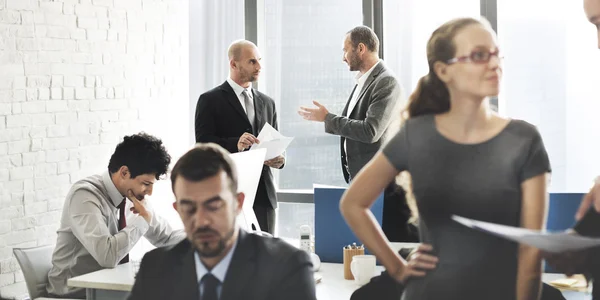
[[446, 49, 502, 64]]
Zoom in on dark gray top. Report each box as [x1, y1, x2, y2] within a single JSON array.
[[382, 114, 550, 300]]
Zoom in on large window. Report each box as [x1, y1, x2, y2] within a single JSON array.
[[259, 0, 363, 190], [383, 0, 481, 98], [276, 202, 315, 240], [246, 0, 600, 240], [498, 0, 600, 192], [189, 0, 245, 145], [129, 0, 246, 259]]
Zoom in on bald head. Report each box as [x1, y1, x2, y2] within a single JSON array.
[[228, 40, 258, 61], [227, 40, 262, 87], [584, 0, 600, 48]]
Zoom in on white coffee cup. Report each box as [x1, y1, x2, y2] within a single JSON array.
[[350, 254, 376, 285]]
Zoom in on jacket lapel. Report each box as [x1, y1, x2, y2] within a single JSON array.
[[251, 89, 264, 135], [348, 62, 385, 116], [170, 240, 199, 300], [220, 230, 257, 300], [219, 81, 253, 128]]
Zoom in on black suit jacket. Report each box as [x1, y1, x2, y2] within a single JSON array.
[[573, 209, 600, 299], [128, 230, 316, 300], [195, 81, 280, 208]]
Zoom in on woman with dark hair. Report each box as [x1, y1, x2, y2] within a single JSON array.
[[341, 18, 551, 300]]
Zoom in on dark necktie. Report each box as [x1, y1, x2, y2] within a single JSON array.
[[200, 273, 220, 300], [117, 198, 129, 264]]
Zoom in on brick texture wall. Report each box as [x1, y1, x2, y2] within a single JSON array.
[[0, 0, 189, 298]]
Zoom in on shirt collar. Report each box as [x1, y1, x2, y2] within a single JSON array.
[[194, 232, 240, 284], [227, 77, 253, 99], [102, 171, 124, 208], [355, 60, 381, 85]]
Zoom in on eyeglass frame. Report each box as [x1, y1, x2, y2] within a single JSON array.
[[445, 49, 502, 65]]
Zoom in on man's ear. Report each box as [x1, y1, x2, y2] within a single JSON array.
[[229, 59, 237, 70], [172, 201, 177, 211], [358, 43, 366, 55], [119, 166, 130, 179], [236, 192, 245, 213]]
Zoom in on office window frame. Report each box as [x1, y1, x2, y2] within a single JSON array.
[[242, 0, 499, 203]]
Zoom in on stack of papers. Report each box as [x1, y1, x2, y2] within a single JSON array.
[[549, 275, 588, 292], [452, 215, 600, 253], [250, 123, 294, 160]]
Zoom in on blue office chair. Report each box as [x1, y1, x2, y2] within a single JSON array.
[[545, 193, 585, 272], [546, 193, 585, 232]]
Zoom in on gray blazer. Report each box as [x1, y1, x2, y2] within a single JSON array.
[[324, 62, 403, 183]]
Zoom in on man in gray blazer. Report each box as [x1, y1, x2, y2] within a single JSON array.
[[298, 26, 416, 242], [128, 143, 315, 300]]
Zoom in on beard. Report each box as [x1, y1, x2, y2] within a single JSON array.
[[193, 221, 236, 258], [240, 69, 259, 83], [347, 51, 361, 71]]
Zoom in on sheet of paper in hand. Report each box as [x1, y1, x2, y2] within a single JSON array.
[[250, 123, 294, 160], [230, 149, 266, 232], [453, 215, 600, 253]]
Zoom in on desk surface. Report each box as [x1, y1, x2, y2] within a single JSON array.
[[68, 263, 135, 292], [66, 262, 366, 296], [315, 263, 383, 299], [67, 262, 589, 299]]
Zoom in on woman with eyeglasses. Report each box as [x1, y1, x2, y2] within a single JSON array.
[[340, 17, 551, 300]]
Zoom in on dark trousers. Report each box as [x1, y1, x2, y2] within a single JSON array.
[[253, 203, 275, 235], [382, 182, 419, 242], [253, 176, 276, 235], [350, 272, 566, 300]]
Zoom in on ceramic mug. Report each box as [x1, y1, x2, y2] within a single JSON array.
[[350, 254, 376, 285]]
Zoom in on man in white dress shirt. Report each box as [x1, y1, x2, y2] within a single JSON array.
[[194, 40, 284, 234], [46, 133, 185, 299]]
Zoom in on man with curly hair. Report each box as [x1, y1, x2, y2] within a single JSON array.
[[47, 133, 186, 299]]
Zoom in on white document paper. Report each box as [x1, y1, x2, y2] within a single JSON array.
[[312, 183, 348, 189], [230, 149, 267, 232], [452, 215, 600, 253], [250, 123, 294, 160]]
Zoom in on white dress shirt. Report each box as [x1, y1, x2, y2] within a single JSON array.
[[195, 236, 239, 299], [345, 60, 381, 118], [344, 60, 381, 154], [227, 77, 253, 115]]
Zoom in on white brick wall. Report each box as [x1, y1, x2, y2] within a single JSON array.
[[0, 0, 189, 298]]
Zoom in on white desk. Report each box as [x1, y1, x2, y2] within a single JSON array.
[[68, 262, 591, 300], [315, 263, 383, 299], [67, 262, 379, 300], [68, 263, 134, 300]]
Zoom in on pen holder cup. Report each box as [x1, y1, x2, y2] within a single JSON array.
[[343, 247, 365, 280]]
